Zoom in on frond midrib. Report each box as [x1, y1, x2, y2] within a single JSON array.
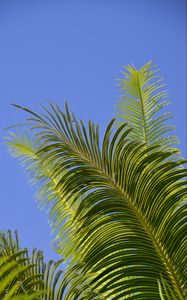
[[136, 72, 148, 145], [116, 186, 184, 300]]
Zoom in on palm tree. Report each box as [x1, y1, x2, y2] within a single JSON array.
[[5, 62, 187, 299]]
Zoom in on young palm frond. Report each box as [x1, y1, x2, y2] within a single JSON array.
[[116, 61, 179, 150], [7, 102, 187, 299]]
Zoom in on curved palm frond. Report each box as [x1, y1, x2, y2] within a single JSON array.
[[7, 102, 187, 299], [116, 61, 179, 150], [5, 132, 78, 261], [5, 134, 109, 299]]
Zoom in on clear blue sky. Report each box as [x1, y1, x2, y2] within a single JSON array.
[[0, 0, 186, 262]]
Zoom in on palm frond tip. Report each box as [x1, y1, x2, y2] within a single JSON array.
[[116, 61, 179, 151]]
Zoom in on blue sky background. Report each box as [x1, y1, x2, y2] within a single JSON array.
[[0, 0, 186, 262]]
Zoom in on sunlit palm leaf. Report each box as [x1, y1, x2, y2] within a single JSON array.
[[5, 131, 95, 271], [5, 133, 78, 261], [116, 61, 179, 150]]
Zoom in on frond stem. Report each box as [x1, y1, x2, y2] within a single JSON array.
[[116, 186, 184, 300], [137, 72, 148, 145]]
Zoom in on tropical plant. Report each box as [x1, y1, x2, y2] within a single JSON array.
[[0, 230, 44, 299], [116, 61, 178, 150], [5, 62, 187, 299], [0, 230, 101, 299]]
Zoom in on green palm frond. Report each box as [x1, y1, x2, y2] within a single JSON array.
[[5, 133, 109, 299], [0, 230, 62, 299], [0, 231, 44, 299], [5, 132, 81, 261], [7, 102, 187, 299], [158, 275, 180, 300], [0, 230, 106, 300], [116, 61, 179, 150]]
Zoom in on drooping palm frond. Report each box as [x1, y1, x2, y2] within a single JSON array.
[[116, 61, 179, 150], [7, 102, 187, 299]]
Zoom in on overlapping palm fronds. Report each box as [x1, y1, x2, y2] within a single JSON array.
[[116, 61, 179, 150], [7, 100, 187, 299]]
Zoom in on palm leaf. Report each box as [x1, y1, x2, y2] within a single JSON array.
[[7, 102, 186, 299], [0, 230, 61, 299], [158, 275, 180, 300], [116, 61, 179, 150], [0, 231, 44, 299], [5, 132, 82, 262], [0, 230, 106, 300]]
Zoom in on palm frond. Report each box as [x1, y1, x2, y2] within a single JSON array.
[[0, 230, 106, 299], [7, 102, 187, 299], [6, 132, 79, 261], [116, 61, 179, 150], [158, 275, 180, 300], [0, 230, 62, 299], [0, 231, 44, 299]]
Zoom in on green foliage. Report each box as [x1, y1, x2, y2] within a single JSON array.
[[6, 100, 187, 299], [116, 61, 178, 150], [5, 132, 78, 261], [158, 276, 181, 300], [0, 230, 45, 299], [5, 62, 187, 299], [0, 230, 105, 300]]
